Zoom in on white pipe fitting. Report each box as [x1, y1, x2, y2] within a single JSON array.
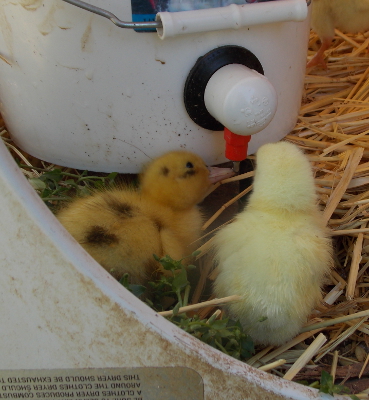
[[156, 0, 307, 39], [204, 64, 278, 136]]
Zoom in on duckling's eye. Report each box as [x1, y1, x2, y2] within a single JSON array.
[[186, 162, 194, 169]]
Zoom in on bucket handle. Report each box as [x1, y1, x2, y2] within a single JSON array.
[[61, 0, 162, 30], [61, 0, 310, 39]]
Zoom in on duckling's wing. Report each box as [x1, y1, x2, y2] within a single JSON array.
[[57, 190, 163, 283]]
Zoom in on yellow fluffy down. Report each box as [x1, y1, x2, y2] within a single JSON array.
[[213, 141, 333, 346], [57, 151, 212, 285], [311, 0, 369, 40]]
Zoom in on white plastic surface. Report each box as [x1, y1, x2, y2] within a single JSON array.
[[156, 0, 307, 39], [0, 0, 309, 173], [204, 64, 277, 136], [0, 127, 348, 400]]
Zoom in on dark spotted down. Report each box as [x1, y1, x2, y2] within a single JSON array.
[[104, 196, 135, 218], [85, 225, 119, 245], [145, 258, 159, 274], [145, 257, 162, 281], [161, 166, 169, 176], [152, 217, 164, 232]]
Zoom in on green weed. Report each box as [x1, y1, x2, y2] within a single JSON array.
[[21, 164, 117, 210], [299, 370, 360, 399], [120, 252, 254, 361]]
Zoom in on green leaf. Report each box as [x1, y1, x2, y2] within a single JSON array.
[[161, 260, 176, 271], [319, 370, 334, 394], [226, 338, 239, 348], [189, 324, 204, 331], [119, 273, 146, 299], [240, 336, 255, 358], [191, 250, 201, 257], [218, 329, 235, 338], [92, 180, 105, 190], [107, 172, 118, 184], [119, 273, 130, 287], [172, 268, 189, 291], [207, 312, 219, 325], [172, 303, 181, 316], [29, 178, 46, 190], [64, 179, 78, 187], [78, 186, 92, 197], [178, 317, 190, 328], [155, 255, 178, 271], [319, 371, 350, 396], [129, 284, 146, 298], [209, 319, 228, 330], [41, 188, 53, 198], [40, 169, 63, 182]]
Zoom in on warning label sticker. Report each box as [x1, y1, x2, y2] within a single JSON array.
[[0, 367, 203, 400]]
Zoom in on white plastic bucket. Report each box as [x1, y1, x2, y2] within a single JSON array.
[[0, 0, 310, 172]]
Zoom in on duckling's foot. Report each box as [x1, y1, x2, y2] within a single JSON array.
[[306, 52, 327, 69], [306, 39, 332, 69]]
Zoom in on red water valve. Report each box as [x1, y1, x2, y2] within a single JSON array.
[[224, 127, 251, 162]]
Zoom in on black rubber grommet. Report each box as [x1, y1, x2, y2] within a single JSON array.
[[184, 45, 264, 131]]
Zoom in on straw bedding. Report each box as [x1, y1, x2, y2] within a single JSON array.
[[3, 28, 369, 396]]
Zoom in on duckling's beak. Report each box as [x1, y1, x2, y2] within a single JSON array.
[[207, 166, 235, 184]]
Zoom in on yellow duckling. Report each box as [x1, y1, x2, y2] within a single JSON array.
[[57, 151, 233, 285], [307, 0, 369, 68], [213, 141, 332, 346]]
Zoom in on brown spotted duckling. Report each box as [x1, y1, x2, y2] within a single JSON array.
[[57, 151, 233, 285]]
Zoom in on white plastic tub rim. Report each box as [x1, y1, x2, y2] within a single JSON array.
[[0, 132, 349, 399], [61, 0, 309, 39]]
